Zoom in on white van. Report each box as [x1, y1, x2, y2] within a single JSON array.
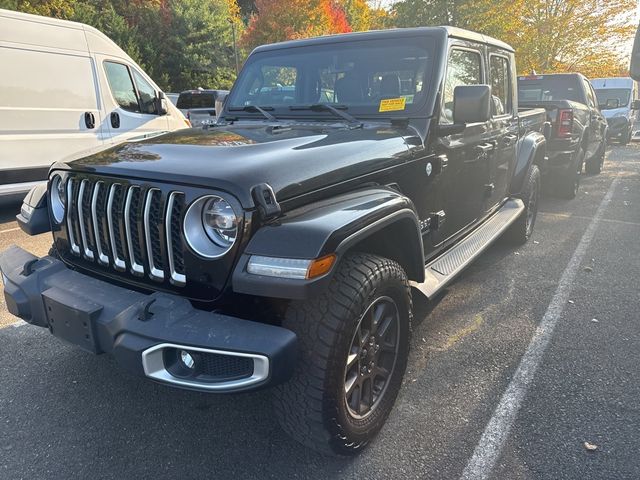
[[0, 9, 190, 196], [591, 77, 640, 144]]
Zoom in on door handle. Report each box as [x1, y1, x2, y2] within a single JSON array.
[[84, 112, 95, 129], [110, 112, 120, 129]]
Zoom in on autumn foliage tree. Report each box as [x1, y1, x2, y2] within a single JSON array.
[[242, 0, 351, 51], [393, 0, 636, 78]]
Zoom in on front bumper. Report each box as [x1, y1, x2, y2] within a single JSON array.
[[606, 117, 630, 138], [0, 246, 297, 393]]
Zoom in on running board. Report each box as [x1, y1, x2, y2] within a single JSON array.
[[411, 198, 525, 299]]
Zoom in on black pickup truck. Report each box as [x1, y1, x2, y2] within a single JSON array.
[[1, 27, 547, 455], [518, 73, 608, 197]]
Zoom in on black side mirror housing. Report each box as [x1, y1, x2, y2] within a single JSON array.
[[632, 99, 640, 110], [16, 182, 51, 236], [453, 85, 492, 124]]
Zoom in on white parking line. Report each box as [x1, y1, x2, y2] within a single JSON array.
[[0, 227, 20, 234], [460, 176, 620, 480]]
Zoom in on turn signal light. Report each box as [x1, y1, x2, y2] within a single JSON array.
[[307, 254, 336, 279]]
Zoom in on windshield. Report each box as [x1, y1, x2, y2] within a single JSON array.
[[225, 37, 436, 118], [518, 76, 582, 102], [594, 88, 631, 109]]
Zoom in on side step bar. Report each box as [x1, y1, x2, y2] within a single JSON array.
[[412, 198, 525, 299]]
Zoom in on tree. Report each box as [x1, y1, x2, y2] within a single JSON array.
[[393, 0, 473, 27], [242, 0, 351, 51], [464, 0, 636, 77], [1, 0, 242, 91]]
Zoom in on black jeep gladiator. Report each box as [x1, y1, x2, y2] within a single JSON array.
[[1, 27, 547, 455], [518, 73, 608, 197]]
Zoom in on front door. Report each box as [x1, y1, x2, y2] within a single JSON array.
[[98, 57, 170, 144], [431, 44, 493, 247]]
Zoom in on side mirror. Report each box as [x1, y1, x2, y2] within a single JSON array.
[[631, 25, 640, 81], [632, 99, 640, 110], [156, 92, 169, 115], [606, 98, 620, 109], [453, 85, 492, 124]]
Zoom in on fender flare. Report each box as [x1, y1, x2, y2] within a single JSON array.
[[510, 132, 546, 196], [232, 187, 425, 300]]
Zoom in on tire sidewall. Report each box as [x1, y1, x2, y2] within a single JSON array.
[[325, 267, 411, 453], [524, 165, 541, 238]]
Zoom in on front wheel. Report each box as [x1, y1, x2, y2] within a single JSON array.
[[271, 253, 412, 455], [503, 163, 540, 245]]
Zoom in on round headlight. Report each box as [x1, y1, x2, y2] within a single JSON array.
[[50, 175, 66, 224], [202, 197, 238, 247], [183, 195, 239, 258]]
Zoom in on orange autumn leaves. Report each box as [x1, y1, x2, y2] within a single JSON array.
[[242, 0, 362, 50]]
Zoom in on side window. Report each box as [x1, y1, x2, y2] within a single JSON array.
[[442, 48, 482, 123], [490, 55, 512, 116], [583, 80, 596, 108], [132, 69, 158, 114], [104, 61, 140, 113]]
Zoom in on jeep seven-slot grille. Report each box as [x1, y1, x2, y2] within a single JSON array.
[[65, 177, 187, 286]]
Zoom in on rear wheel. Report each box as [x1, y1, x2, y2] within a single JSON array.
[[585, 142, 605, 174], [503, 163, 540, 245], [558, 147, 584, 199], [271, 253, 412, 455]]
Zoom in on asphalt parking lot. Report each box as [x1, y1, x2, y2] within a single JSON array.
[[1, 145, 639, 479]]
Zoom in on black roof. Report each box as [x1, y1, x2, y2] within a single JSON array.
[[252, 26, 514, 54]]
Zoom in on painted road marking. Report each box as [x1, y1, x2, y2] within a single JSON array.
[[460, 175, 620, 480]]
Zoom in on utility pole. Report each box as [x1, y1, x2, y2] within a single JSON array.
[[228, 18, 239, 75]]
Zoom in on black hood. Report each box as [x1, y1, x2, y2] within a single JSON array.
[[60, 122, 417, 209]]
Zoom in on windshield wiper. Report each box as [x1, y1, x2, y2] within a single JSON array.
[[289, 104, 363, 128], [227, 105, 277, 121]]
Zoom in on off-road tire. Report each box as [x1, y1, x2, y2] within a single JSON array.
[[271, 253, 412, 456], [621, 128, 633, 145], [503, 164, 540, 245], [557, 147, 584, 199], [585, 142, 605, 175]]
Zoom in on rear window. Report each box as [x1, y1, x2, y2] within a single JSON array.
[[177, 92, 216, 109], [518, 76, 582, 103]]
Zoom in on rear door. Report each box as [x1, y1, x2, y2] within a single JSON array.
[[486, 50, 517, 211], [98, 57, 170, 144], [432, 43, 494, 247]]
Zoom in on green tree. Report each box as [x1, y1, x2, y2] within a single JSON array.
[[393, 0, 472, 27]]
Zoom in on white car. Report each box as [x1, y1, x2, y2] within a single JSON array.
[[0, 9, 190, 196]]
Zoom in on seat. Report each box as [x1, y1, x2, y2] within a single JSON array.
[[380, 74, 401, 98], [335, 73, 364, 103]]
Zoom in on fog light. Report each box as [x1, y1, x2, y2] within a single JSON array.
[[180, 350, 196, 370]]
